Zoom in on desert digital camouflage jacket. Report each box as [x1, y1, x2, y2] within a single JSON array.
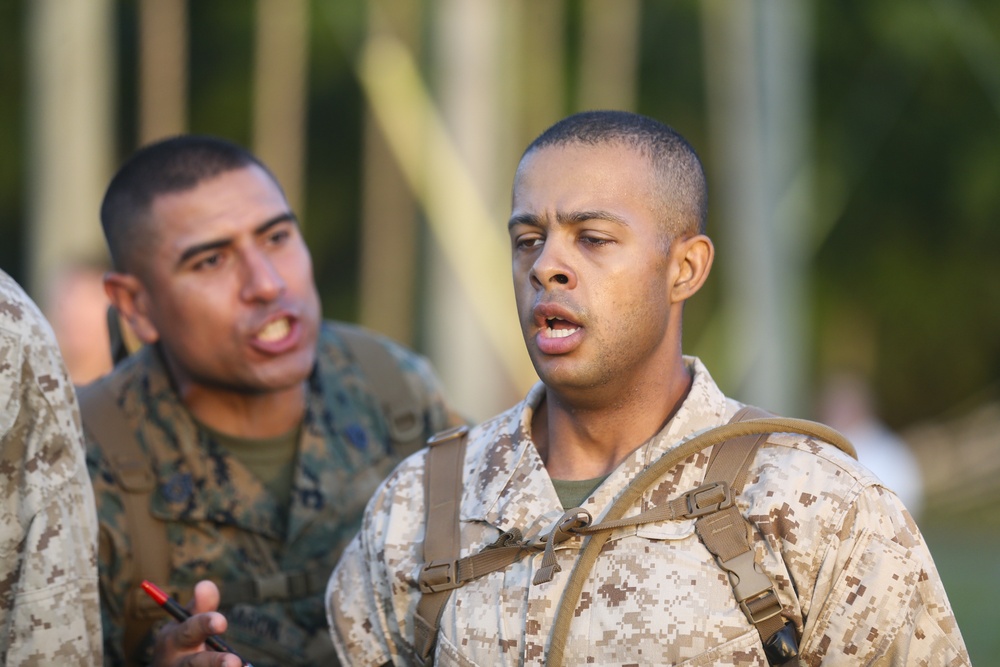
[[328, 357, 970, 667], [86, 322, 457, 667], [0, 270, 102, 664]]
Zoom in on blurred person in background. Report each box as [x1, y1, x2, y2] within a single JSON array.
[[44, 259, 115, 385], [0, 268, 102, 663], [817, 370, 925, 518], [80, 135, 461, 667]]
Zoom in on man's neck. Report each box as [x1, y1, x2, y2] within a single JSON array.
[[180, 382, 308, 439], [535, 364, 693, 481]]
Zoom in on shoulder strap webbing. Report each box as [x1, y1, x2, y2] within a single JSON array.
[[77, 378, 173, 664], [333, 323, 426, 458], [695, 407, 796, 664], [413, 425, 469, 665]]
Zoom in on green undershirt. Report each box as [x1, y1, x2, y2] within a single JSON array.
[[197, 420, 302, 519], [551, 474, 610, 509]]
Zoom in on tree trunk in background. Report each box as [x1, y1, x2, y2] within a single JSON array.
[[429, 0, 523, 421], [26, 0, 114, 304], [139, 0, 187, 145], [358, 0, 423, 345], [577, 0, 641, 112], [701, 0, 813, 415], [254, 0, 308, 217], [355, 22, 535, 421], [510, 0, 566, 141]]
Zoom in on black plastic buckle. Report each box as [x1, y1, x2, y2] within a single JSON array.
[[762, 620, 799, 665]]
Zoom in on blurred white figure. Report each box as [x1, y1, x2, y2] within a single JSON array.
[[44, 263, 113, 385], [818, 372, 925, 519]]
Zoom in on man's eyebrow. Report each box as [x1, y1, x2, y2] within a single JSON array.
[[559, 210, 629, 227], [507, 209, 629, 231], [508, 212, 542, 230], [254, 212, 297, 236], [177, 213, 297, 266]]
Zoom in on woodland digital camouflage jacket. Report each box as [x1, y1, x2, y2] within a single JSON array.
[[86, 322, 457, 667], [0, 270, 102, 664], [328, 357, 970, 667]]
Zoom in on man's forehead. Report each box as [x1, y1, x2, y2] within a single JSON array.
[[516, 140, 650, 182], [149, 166, 286, 221], [513, 141, 654, 201], [148, 164, 277, 205], [145, 168, 288, 250]]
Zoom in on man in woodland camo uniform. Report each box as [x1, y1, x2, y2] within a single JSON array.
[[0, 269, 102, 664], [82, 136, 460, 667], [326, 111, 970, 666]]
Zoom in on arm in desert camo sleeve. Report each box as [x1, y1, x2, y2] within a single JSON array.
[[0, 291, 103, 664], [799, 484, 971, 666], [327, 477, 412, 667]]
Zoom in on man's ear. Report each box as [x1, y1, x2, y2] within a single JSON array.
[[668, 233, 714, 304], [103, 272, 160, 345]]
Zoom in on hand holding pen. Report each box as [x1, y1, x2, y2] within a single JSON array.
[[142, 581, 253, 667]]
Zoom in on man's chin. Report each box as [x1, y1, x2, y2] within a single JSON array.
[[243, 351, 316, 392]]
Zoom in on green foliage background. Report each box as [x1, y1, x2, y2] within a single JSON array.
[[2, 1, 997, 431], [0, 1, 997, 658]]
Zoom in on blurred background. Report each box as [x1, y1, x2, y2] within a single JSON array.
[[0, 0, 997, 660]]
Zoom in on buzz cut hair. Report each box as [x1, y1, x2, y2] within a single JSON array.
[[100, 135, 281, 272], [522, 110, 708, 239]]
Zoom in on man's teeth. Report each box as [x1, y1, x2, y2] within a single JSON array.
[[544, 324, 580, 339], [257, 318, 290, 342]]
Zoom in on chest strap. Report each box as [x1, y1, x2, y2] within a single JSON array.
[[414, 412, 855, 666]]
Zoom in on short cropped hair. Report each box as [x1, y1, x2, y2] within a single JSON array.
[[100, 135, 279, 272], [522, 110, 708, 239]]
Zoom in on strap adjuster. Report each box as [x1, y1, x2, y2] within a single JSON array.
[[427, 425, 470, 447], [254, 572, 290, 601], [387, 407, 424, 443], [419, 559, 461, 593], [684, 481, 734, 518], [716, 550, 783, 625], [739, 589, 783, 626]]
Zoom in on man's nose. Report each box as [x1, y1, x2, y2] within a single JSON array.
[[529, 239, 576, 290], [240, 250, 285, 302]]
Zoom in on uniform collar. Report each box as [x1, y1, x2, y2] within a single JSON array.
[[460, 357, 733, 537], [133, 345, 302, 541]]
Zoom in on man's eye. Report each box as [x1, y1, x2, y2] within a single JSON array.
[[516, 237, 543, 250], [192, 253, 223, 270], [267, 228, 291, 245], [582, 235, 611, 247]]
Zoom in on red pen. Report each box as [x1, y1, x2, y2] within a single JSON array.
[[140, 580, 254, 667]]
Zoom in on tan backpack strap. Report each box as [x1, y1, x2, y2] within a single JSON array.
[[412, 425, 469, 665], [695, 407, 796, 664], [78, 378, 173, 664], [334, 323, 426, 457]]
